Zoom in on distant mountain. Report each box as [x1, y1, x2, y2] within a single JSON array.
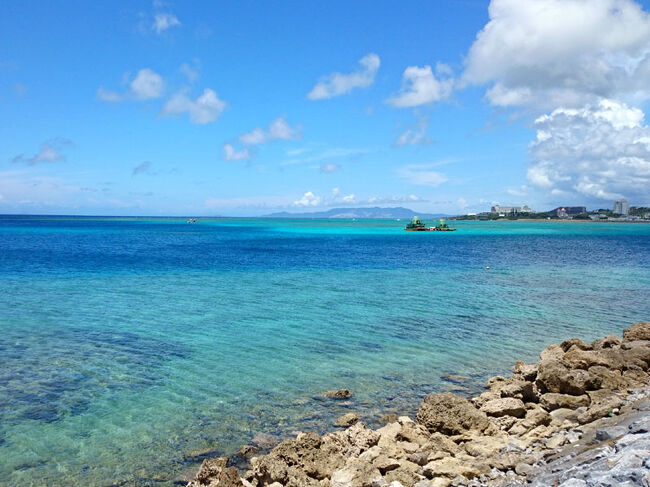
[[264, 207, 448, 219]]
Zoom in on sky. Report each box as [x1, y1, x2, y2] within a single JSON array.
[[1, 0, 650, 216]]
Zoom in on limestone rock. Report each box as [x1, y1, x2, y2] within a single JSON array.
[[416, 393, 489, 435], [324, 389, 353, 399], [560, 338, 592, 352], [536, 359, 601, 395], [336, 413, 360, 427], [540, 344, 564, 361], [421, 457, 480, 480], [592, 334, 622, 350], [623, 322, 650, 342], [480, 398, 527, 418], [540, 393, 590, 411], [189, 457, 244, 487], [514, 360, 538, 381], [330, 458, 380, 487]]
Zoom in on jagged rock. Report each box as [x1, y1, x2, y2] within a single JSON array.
[[324, 389, 353, 399], [421, 457, 480, 480], [380, 414, 398, 424], [188, 457, 244, 487], [471, 391, 500, 408], [536, 359, 601, 395], [237, 445, 259, 457], [514, 360, 538, 381], [336, 413, 360, 427], [373, 455, 400, 473], [325, 422, 380, 458], [623, 322, 650, 341], [577, 396, 626, 424], [592, 334, 622, 350], [588, 365, 632, 390], [480, 398, 527, 418], [420, 432, 460, 455], [330, 458, 381, 487], [417, 393, 489, 435], [623, 368, 650, 385], [540, 344, 564, 361], [540, 393, 590, 411], [560, 338, 592, 352], [491, 378, 538, 403]]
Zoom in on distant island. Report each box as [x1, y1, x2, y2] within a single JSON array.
[[264, 207, 448, 219]]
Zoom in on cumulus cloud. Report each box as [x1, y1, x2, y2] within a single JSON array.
[[293, 191, 322, 207], [180, 62, 199, 83], [463, 0, 650, 109], [395, 115, 432, 146], [239, 118, 301, 145], [97, 68, 164, 102], [12, 138, 72, 165], [397, 163, 448, 187], [528, 99, 650, 201], [153, 12, 180, 33], [132, 161, 153, 176], [223, 144, 251, 161], [320, 162, 341, 173], [388, 64, 453, 108], [160, 88, 226, 124], [307, 53, 380, 100]]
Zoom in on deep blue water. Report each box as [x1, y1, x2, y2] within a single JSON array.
[[0, 216, 648, 486]]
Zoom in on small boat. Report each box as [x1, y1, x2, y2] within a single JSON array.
[[187, 218, 197, 223], [404, 217, 456, 231], [432, 219, 456, 231], [404, 216, 430, 231]]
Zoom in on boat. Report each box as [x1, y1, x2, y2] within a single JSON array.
[[187, 218, 197, 223], [404, 216, 430, 231], [404, 216, 456, 231], [433, 218, 456, 231]]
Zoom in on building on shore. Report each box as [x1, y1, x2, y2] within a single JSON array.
[[490, 205, 534, 215], [613, 199, 629, 215], [551, 206, 586, 218]]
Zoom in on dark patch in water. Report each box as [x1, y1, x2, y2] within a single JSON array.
[[0, 327, 186, 425]]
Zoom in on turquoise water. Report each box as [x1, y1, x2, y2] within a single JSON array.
[[0, 217, 648, 486]]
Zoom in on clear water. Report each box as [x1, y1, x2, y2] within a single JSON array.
[[1, 216, 648, 486]]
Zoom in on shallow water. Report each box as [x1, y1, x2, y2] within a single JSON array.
[[0, 217, 648, 486]]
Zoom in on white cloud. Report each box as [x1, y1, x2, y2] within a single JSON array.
[[527, 99, 650, 201], [130, 68, 165, 99], [307, 53, 380, 100], [180, 62, 199, 83], [463, 0, 650, 108], [388, 64, 454, 108], [98, 68, 164, 102], [457, 197, 468, 209], [153, 12, 180, 33], [397, 163, 449, 187], [223, 144, 251, 161], [239, 118, 301, 145], [293, 191, 321, 207], [12, 138, 72, 165], [160, 88, 226, 124], [506, 185, 529, 197], [320, 162, 341, 173], [395, 115, 432, 146]]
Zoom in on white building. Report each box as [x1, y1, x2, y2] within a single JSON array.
[[613, 199, 629, 215], [491, 205, 534, 214]]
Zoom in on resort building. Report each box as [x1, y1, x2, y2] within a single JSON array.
[[613, 199, 629, 215], [551, 206, 586, 218], [490, 205, 534, 215]]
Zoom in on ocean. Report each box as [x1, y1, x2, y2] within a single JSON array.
[[0, 216, 648, 486]]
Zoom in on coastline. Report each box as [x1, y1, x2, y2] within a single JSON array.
[[186, 322, 650, 487]]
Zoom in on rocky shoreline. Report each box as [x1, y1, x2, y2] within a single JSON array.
[[186, 322, 650, 487]]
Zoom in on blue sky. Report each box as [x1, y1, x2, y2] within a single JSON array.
[[2, 0, 650, 216]]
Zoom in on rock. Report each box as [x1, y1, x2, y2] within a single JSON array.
[[492, 378, 538, 403], [336, 413, 360, 427], [545, 432, 567, 449], [577, 396, 626, 424], [536, 359, 601, 395], [416, 393, 489, 435], [441, 374, 470, 383], [237, 445, 259, 457], [421, 457, 480, 480], [592, 334, 622, 350], [480, 398, 527, 418], [325, 422, 380, 458], [379, 414, 398, 424], [540, 393, 590, 411], [251, 433, 282, 449], [560, 338, 592, 352], [587, 366, 631, 390], [324, 389, 353, 399], [514, 462, 534, 476], [623, 368, 650, 385], [540, 344, 564, 361], [188, 457, 244, 487], [330, 458, 381, 487], [514, 360, 538, 381], [623, 322, 650, 341]]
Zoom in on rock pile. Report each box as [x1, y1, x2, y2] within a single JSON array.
[[186, 322, 650, 487]]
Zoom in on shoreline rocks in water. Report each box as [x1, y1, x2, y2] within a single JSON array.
[[187, 322, 650, 487]]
